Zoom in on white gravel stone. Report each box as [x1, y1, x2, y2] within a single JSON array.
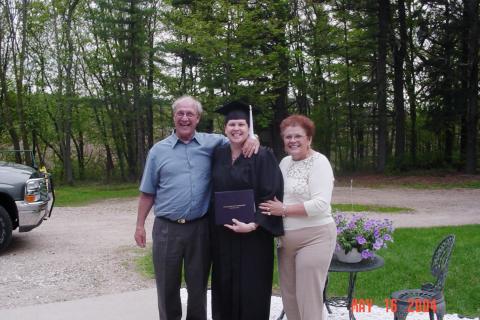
[[179, 289, 479, 320]]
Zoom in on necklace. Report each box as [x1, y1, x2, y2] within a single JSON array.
[[231, 152, 241, 163], [231, 146, 242, 163]]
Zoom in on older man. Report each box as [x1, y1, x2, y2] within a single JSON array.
[[134, 96, 258, 320]]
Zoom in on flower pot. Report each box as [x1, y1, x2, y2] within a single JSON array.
[[335, 248, 363, 263]]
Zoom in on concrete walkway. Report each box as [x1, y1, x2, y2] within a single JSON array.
[[0, 288, 159, 320]]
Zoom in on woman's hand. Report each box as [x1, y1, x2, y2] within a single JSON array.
[[224, 219, 257, 233], [259, 196, 285, 216]]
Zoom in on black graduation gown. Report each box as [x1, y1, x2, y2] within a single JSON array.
[[211, 145, 284, 320]]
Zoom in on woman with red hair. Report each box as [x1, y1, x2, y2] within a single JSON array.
[[260, 114, 336, 320]]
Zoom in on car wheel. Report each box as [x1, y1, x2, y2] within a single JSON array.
[[0, 205, 13, 252]]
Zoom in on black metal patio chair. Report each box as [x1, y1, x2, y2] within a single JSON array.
[[391, 234, 456, 320]]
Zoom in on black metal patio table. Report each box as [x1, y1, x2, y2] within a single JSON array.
[[276, 255, 384, 320], [325, 255, 385, 320]]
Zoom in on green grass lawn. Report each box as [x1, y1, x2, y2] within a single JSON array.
[[391, 180, 480, 189], [327, 225, 480, 318], [336, 175, 480, 189], [136, 225, 480, 318], [332, 203, 412, 213], [54, 183, 139, 206]]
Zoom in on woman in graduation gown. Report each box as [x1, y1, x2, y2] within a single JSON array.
[[211, 101, 284, 320]]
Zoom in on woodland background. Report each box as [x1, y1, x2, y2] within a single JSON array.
[[0, 0, 478, 184]]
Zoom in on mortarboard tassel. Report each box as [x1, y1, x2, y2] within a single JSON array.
[[249, 105, 255, 137]]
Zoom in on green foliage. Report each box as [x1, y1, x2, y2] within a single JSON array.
[[159, 0, 292, 132], [0, 0, 478, 181]]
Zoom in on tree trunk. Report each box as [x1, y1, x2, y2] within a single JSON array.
[[343, 19, 355, 168], [96, 98, 115, 181], [269, 2, 289, 159], [15, 0, 31, 164], [0, 18, 21, 162], [321, 56, 333, 159], [146, 15, 155, 150], [62, 0, 80, 185], [291, 1, 308, 115], [392, 0, 406, 168], [405, 0, 417, 163], [271, 82, 289, 159], [72, 132, 85, 180], [130, 0, 144, 181], [442, 2, 455, 165], [4, 0, 30, 163], [464, 0, 479, 173], [376, 0, 390, 172]]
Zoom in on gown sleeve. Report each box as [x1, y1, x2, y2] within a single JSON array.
[[253, 147, 284, 237]]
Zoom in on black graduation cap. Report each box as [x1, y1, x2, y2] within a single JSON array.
[[215, 100, 251, 124]]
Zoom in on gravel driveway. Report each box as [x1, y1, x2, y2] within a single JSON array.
[[332, 187, 480, 227], [0, 199, 155, 310], [1, 187, 479, 310]]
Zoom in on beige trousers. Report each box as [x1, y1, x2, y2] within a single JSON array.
[[278, 222, 337, 320]]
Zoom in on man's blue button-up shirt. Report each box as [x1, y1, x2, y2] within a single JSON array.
[[139, 132, 227, 221]]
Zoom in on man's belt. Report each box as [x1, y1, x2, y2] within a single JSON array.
[[156, 215, 206, 224]]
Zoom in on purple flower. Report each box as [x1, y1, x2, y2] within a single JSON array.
[[364, 220, 375, 231], [334, 215, 341, 224], [361, 249, 374, 259], [347, 221, 356, 229], [373, 238, 384, 250], [351, 214, 363, 223], [356, 235, 367, 245], [334, 213, 394, 256]]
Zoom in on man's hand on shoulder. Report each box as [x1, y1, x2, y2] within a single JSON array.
[[242, 135, 260, 158]]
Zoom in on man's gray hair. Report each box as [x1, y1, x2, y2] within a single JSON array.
[[172, 95, 203, 115]]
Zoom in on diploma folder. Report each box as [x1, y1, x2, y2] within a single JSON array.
[[214, 189, 255, 225]]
